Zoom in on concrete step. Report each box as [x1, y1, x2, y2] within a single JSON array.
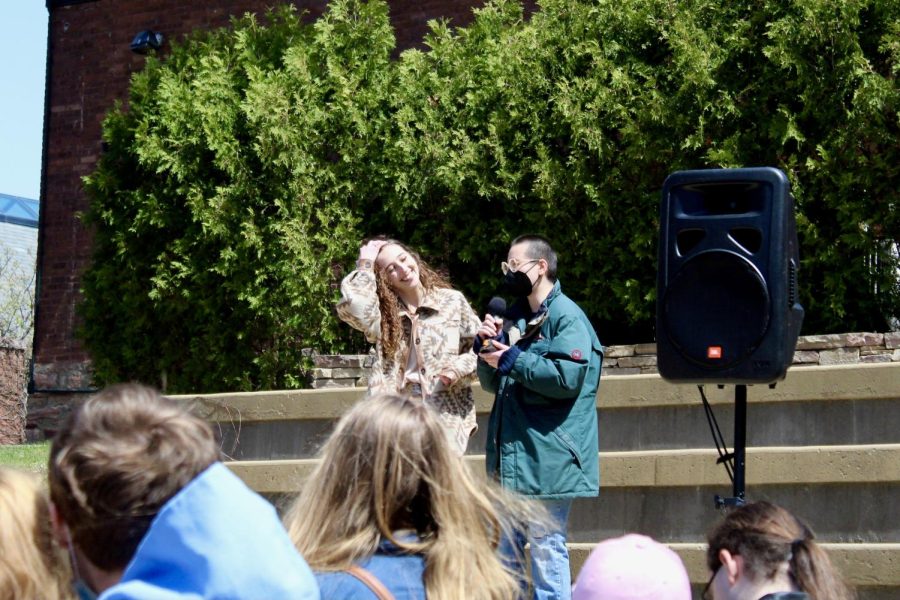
[[226, 448, 900, 598], [226, 444, 900, 495], [227, 444, 900, 543], [172, 363, 900, 459], [169, 363, 900, 598]]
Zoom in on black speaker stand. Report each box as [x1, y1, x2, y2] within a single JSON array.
[[713, 384, 747, 509]]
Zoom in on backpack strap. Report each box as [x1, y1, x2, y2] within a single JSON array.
[[345, 565, 396, 600]]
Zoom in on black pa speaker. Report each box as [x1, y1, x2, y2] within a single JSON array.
[[656, 167, 804, 383]]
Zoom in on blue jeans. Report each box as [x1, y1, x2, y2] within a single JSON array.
[[502, 498, 572, 600]]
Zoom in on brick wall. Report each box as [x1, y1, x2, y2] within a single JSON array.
[[35, 0, 500, 391], [308, 331, 900, 387]]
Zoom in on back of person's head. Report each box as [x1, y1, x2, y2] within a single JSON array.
[[706, 501, 853, 600], [48, 383, 219, 572], [0, 467, 73, 600], [511, 234, 558, 281], [285, 393, 532, 600], [572, 533, 690, 600]]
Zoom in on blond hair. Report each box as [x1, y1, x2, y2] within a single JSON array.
[[284, 394, 536, 600], [372, 238, 451, 359], [48, 383, 219, 571], [707, 501, 854, 600], [0, 467, 73, 600]]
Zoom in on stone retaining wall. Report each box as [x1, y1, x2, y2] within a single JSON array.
[[0, 341, 27, 444], [309, 331, 900, 388]]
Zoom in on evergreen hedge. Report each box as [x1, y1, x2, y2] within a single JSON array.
[[81, 0, 899, 392]]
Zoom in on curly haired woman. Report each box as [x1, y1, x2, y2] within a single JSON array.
[[337, 237, 481, 454]]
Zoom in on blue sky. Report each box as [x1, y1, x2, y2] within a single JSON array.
[[0, 2, 48, 201]]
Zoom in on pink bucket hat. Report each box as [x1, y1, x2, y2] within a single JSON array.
[[572, 534, 691, 600]]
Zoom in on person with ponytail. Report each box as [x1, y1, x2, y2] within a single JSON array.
[[284, 393, 543, 600], [704, 501, 854, 600], [337, 237, 481, 455]]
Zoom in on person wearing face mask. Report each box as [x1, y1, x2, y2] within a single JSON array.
[[704, 501, 854, 600], [475, 234, 603, 600], [336, 237, 482, 455]]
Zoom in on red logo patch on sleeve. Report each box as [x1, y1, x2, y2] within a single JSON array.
[[571, 349, 583, 360]]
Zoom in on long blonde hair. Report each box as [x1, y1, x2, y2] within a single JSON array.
[[284, 394, 535, 600], [0, 467, 73, 600], [706, 501, 854, 600], [372, 239, 451, 359]]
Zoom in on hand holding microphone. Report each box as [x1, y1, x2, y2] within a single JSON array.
[[480, 340, 509, 369], [478, 296, 507, 354]]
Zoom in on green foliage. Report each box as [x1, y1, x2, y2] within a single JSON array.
[[387, 0, 899, 340], [81, 0, 899, 392], [81, 3, 396, 392]]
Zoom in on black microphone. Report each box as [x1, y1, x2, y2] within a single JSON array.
[[486, 296, 507, 319], [480, 296, 507, 353]]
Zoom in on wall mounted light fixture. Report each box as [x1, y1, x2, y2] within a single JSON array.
[[130, 30, 164, 54]]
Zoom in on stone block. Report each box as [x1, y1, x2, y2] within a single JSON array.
[[310, 368, 332, 379], [859, 344, 890, 356], [309, 378, 358, 389], [603, 367, 641, 376], [31, 361, 94, 391], [818, 348, 860, 365], [605, 345, 634, 358], [633, 343, 657, 355], [63, 368, 90, 390], [860, 346, 887, 355], [312, 355, 364, 369], [330, 368, 365, 379], [792, 350, 819, 364], [32, 364, 61, 389], [885, 332, 900, 350], [844, 332, 884, 347], [617, 355, 658, 369], [860, 354, 892, 364], [795, 334, 848, 351]]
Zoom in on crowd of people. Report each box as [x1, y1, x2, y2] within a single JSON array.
[[0, 235, 855, 599]]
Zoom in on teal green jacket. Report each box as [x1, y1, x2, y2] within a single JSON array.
[[477, 281, 603, 499]]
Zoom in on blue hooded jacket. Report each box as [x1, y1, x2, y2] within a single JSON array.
[[99, 462, 319, 600]]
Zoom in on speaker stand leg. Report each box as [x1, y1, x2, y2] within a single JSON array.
[[714, 384, 748, 509]]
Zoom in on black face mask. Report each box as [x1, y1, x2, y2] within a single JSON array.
[[501, 269, 536, 297]]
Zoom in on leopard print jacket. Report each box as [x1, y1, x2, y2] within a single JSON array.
[[336, 268, 481, 453]]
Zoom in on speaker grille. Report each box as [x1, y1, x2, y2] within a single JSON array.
[[662, 251, 770, 369]]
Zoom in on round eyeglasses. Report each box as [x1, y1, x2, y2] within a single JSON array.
[[500, 259, 538, 275]]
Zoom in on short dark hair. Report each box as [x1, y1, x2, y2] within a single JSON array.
[[511, 234, 558, 282], [48, 384, 219, 570]]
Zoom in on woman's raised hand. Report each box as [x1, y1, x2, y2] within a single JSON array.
[[358, 239, 388, 262]]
